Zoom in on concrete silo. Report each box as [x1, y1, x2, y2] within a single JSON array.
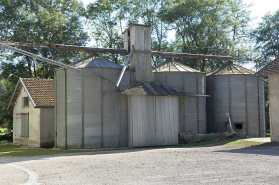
[[206, 62, 265, 137], [153, 61, 207, 134], [54, 57, 134, 149]]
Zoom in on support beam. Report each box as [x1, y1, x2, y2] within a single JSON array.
[[1, 40, 235, 61], [0, 42, 115, 86]]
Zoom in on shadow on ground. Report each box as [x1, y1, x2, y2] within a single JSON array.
[[215, 142, 279, 156]]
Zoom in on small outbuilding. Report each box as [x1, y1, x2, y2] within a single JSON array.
[[7, 78, 55, 148]]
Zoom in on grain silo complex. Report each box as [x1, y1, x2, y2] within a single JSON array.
[[206, 62, 265, 137], [54, 24, 210, 149], [153, 61, 207, 134], [3, 24, 269, 150]]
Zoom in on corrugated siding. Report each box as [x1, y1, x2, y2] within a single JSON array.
[[206, 74, 265, 137], [55, 67, 133, 149], [55, 70, 66, 148], [128, 95, 179, 147], [154, 72, 207, 134]]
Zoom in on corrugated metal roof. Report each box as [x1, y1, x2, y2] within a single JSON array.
[[121, 81, 209, 97], [7, 78, 54, 111], [207, 61, 255, 76], [257, 57, 279, 75], [153, 61, 201, 72], [72, 57, 123, 69]]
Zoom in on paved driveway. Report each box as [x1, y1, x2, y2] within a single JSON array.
[[1, 143, 279, 185]]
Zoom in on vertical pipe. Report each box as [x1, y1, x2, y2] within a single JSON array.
[[229, 75, 232, 132], [54, 72, 57, 148], [118, 94, 121, 147], [213, 76, 216, 133], [64, 69, 67, 149], [257, 78, 261, 137], [81, 73, 85, 148], [196, 73, 199, 133], [245, 75, 248, 136], [101, 71, 104, 148], [182, 74, 185, 132]]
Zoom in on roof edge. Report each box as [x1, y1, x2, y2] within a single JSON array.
[[123, 24, 151, 34], [7, 78, 36, 111]]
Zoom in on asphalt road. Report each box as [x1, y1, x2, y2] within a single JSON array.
[[1, 143, 279, 185]]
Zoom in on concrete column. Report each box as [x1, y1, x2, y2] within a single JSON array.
[[269, 73, 279, 142]]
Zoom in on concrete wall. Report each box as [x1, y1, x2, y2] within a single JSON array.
[[128, 95, 179, 147], [13, 87, 40, 147], [154, 72, 207, 134], [40, 108, 55, 148], [55, 68, 133, 149], [207, 75, 265, 137], [269, 73, 279, 141]]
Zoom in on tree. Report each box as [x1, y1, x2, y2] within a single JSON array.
[[85, 0, 129, 64], [159, 0, 251, 72], [0, 0, 89, 79], [0, 0, 89, 128], [253, 10, 279, 67], [127, 0, 171, 66]]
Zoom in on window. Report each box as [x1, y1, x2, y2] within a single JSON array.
[[234, 122, 243, 130], [21, 114, 29, 137], [23, 97, 29, 107]]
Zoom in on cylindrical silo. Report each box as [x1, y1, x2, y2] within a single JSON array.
[[206, 62, 265, 137], [153, 61, 207, 134], [54, 57, 134, 149]]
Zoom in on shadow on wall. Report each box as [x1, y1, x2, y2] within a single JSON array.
[[215, 142, 279, 157]]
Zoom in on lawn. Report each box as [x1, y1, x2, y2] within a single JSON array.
[[0, 139, 270, 157], [0, 143, 132, 157], [223, 140, 266, 148]]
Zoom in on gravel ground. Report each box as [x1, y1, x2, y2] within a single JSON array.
[[1, 143, 279, 185]]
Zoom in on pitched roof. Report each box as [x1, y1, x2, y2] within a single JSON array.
[[7, 78, 54, 111], [257, 57, 279, 75], [153, 61, 201, 73], [207, 61, 255, 76], [121, 81, 209, 97], [72, 57, 122, 69]]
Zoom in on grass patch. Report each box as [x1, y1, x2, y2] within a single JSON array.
[[223, 140, 265, 148], [0, 128, 8, 136], [0, 143, 132, 157], [179, 139, 236, 147]]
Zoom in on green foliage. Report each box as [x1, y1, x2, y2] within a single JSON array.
[[0, 0, 89, 79], [0, 0, 89, 128], [253, 10, 279, 67], [159, 0, 251, 71]]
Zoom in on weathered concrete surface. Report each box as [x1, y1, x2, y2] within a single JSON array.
[[269, 73, 279, 142], [0, 163, 28, 184], [1, 144, 279, 184]]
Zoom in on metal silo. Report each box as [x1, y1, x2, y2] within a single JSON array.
[[206, 62, 265, 137], [54, 57, 134, 149], [153, 61, 207, 134]]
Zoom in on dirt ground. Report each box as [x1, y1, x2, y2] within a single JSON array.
[[1, 142, 279, 185]]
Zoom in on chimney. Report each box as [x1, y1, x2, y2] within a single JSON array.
[[123, 24, 154, 82]]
